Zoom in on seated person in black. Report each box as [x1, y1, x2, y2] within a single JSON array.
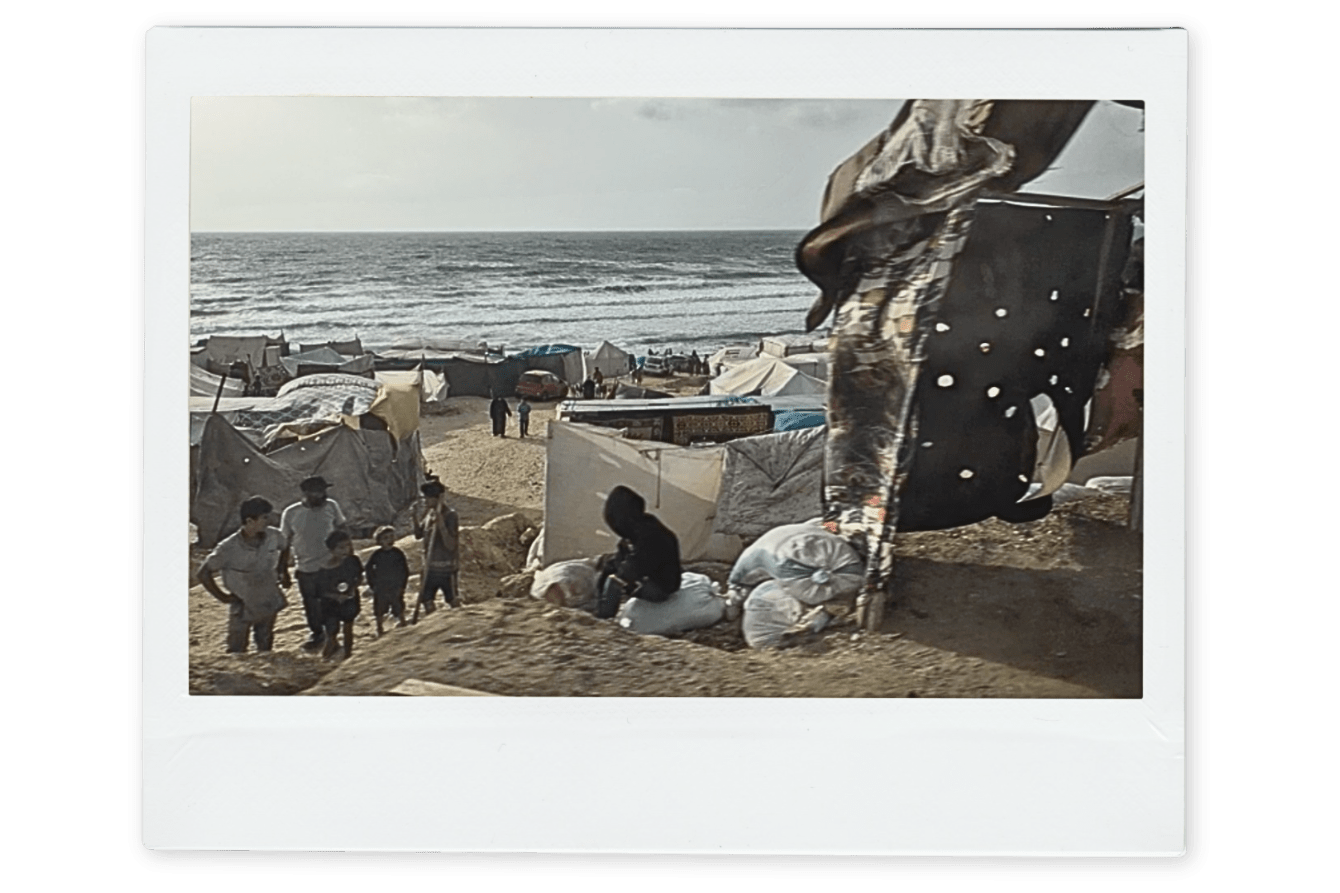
[[595, 485, 683, 619]]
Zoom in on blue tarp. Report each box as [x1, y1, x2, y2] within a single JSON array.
[[772, 411, 827, 433], [510, 344, 581, 359]]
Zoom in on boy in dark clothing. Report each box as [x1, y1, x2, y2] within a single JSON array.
[[595, 485, 683, 619], [413, 479, 460, 621], [315, 530, 363, 658], [364, 525, 409, 635]]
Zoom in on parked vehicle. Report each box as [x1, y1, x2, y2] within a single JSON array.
[[516, 369, 568, 400], [642, 356, 672, 377]]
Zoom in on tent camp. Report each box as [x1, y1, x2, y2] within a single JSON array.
[[583, 340, 633, 380], [709, 357, 827, 398], [192, 413, 423, 549]]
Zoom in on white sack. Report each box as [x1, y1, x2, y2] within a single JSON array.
[[741, 581, 831, 649], [530, 560, 599, 609], [617, 572, 725, 636], [729, 523, 864, 606]]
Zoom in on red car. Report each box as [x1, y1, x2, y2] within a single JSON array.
[[516, 370, 568, 401]]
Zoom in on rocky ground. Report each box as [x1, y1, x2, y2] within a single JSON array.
[[188, 375, 1142, 698]]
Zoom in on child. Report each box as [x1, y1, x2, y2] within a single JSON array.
[[197, 496, 288, 653], [364, 525, 409, 635], [516, 397, 532, 437], [314, 529, 363, 658], [412, 479, 459, 622]]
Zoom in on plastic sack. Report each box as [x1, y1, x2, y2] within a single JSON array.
[[741, 580, 830, 649], [617, 572, 725, 635], [728, 523, 864, 606], [530, 560, 598, 609]]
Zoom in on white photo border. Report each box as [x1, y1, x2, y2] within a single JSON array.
[[145, 27, 1186, 854]]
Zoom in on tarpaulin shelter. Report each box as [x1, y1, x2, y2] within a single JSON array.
[[538, 422, 743, 567], [198, 334, 288, 373], [713, 426, 826, 538], [583, 340, 633, 380], [375, 350, 524, 398], [375, 368, 449, 408], [511, 344, 585, 387], [192, 413, 423, 548], [707, 344, 759, 372], [190, 363, 244, 399], [279, 347, 375, 379], [709, 357, 827, 398], [794, 98, 1142, 626]]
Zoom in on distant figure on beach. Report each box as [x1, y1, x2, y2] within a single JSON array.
[[489, 393, 512, 437], [413, 479, 460, 621], [314, 530, 363, 659], [633, 365, 644, 384], [516, 397, 532, 437], [581, 377, 597, 400], [592, 368, 604, 390], [279, 476, 347, 652], [690, 350, 700, 375], [364, 525, 409, 635], [197, 496, 287, 654], [715, 362, 724, 376], [595, 485, 683, 620]]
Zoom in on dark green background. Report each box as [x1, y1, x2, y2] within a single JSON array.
[[20, 0, 1297, 879]]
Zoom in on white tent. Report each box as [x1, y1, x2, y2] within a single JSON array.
[[708, 357, 827, 398], [707, 343, 759, 372], [583, 340, 633, 380], [539, 422, 744, 567], [760, 334, 825, 358], [778, 351, 829, 380]]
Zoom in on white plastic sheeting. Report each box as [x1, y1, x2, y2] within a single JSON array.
[[539, 421, 743, 567], [708, 357, 826, 398]]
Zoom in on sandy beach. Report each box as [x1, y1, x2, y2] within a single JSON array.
[[186, 371, 1141, 698]]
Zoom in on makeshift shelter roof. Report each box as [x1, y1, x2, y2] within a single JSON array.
[[279, 347, 373, 378], [760, 334, 825, 358], [709, 357, 827, 397], [708, 344, 760, 370], [192, 413, 422, 548]]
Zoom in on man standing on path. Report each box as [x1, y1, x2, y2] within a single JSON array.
[[412, 479, 460, 620], [279, 476, 347, 651], [516, 397, 532, 437], [489, 392, 512, 437]]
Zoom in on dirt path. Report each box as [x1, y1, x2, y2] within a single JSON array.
[[188, 383, 1141, 698]]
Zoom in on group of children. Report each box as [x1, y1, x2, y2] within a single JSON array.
[[197, 475, 460, 660]]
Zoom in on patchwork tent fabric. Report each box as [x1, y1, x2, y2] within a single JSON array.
[[714, 426, 826, 537], [192, 413, 423, 548], [231, 374, 380, 433], [539, 422, 743, 567], [794, 99, 1129, 612]]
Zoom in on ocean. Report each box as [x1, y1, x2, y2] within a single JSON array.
[[190, 230, 820, 355]]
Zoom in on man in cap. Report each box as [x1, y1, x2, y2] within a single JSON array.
[[412, 478, 459, 621], [279, 475, 348, 651]]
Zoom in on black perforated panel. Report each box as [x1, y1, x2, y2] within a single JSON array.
[[895, 200, 1135, 530]]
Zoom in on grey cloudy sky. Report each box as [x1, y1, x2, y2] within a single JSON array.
[[191, 97, 1143, 232]]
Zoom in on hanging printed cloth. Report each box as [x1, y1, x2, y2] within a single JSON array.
[[795, 100, 1095, 626]]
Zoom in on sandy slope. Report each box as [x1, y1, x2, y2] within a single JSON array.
[[187, 377, 1142, 698]]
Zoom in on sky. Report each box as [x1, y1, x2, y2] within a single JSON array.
[[190, 97, 1144, 233]]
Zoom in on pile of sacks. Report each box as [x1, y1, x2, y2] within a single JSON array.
[[729, 522, 865, 649], [528, 558, 728, 636], [525, 521, 865, 649]]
